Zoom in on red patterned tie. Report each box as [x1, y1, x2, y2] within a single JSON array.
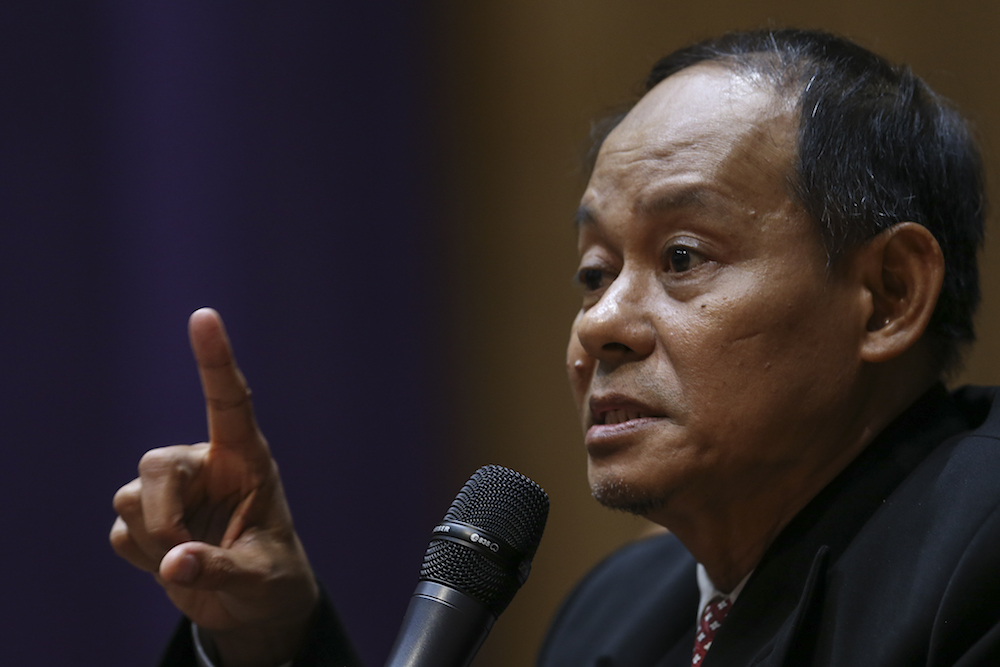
[[692, 595, 732, 666]]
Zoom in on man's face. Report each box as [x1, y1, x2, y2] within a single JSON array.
[[567, 64, 868, 521]]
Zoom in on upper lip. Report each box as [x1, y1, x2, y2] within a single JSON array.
[[588, 394, 666, 426]]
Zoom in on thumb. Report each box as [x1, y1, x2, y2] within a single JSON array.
[[160, 542, 265, 591]]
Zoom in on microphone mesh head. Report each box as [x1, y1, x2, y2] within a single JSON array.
[[419, 465, 549, 617]]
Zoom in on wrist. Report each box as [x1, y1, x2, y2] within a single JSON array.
[[208, 585, 319, 667]]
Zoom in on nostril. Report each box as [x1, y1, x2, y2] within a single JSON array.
[[602, 342, 633, 353]]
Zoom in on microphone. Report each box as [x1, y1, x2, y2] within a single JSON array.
[[384, 465, 549, 667]]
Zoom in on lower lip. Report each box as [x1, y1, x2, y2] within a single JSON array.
[[586, 417, 664, 453]]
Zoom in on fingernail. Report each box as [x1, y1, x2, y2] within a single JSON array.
[[173, 553, 199, 584]]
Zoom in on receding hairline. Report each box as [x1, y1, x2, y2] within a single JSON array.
[[580, 62, 805, 234], [585, 52, 811, 183]]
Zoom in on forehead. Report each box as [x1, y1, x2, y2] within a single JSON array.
[[583, 63, 799, 215]]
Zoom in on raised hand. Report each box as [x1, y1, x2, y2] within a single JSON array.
[[110, 308, 318, 666]]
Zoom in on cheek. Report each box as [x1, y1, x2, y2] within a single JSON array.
[[681, 289, 859, 418]]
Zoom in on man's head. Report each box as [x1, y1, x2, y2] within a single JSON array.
[[589, 29, 985, 374], [566, 30, 984, 536]]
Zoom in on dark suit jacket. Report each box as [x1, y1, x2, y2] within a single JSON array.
[[159, 586, 363, 667], [538, 384, 1000, 666], [162, 385, 1000, 666]]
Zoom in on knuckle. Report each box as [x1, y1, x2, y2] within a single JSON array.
[[138, 444, 206, 478], [211, 552, 237, 578], [194, 550, 235, 587], [138, 448, 175, 476], [112, 480, 140, 513], [146, 521, 185, 546]]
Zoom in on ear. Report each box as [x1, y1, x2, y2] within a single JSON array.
[[856, 222, 944, 363]]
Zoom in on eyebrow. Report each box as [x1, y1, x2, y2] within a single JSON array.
[[573, 186, 708, 230], [573, 205, 597, 230]]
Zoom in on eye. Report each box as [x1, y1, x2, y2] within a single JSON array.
[[575, 267, 609, 292], [664, 245, 706, 273]]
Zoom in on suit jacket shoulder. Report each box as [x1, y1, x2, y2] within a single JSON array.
[[537, 532, 698, 667]]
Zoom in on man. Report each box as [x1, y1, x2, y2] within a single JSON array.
[[111, 29, 999, 666]]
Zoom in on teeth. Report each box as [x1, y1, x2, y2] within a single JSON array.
[[604, 409, 644, 425]]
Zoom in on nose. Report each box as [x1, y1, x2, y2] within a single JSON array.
[[575, 270, 655, 364]]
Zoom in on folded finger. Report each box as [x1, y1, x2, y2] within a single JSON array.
[[109, 516, 161, 573], [112, 478, 142, 518], [114, 470, 187, 563], [137, 444, 206, 550], [113, 478, 163, 559]]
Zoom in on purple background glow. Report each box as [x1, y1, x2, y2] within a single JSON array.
[[0, 3, 448, 664]]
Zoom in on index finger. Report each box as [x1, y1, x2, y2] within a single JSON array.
[[189, 308, 269, 456]]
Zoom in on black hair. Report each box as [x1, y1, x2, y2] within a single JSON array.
[[590, 29, 985, 374]]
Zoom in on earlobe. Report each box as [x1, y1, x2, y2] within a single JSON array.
[[858, 222, 944, 363]]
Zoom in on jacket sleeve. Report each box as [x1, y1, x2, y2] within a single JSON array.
[[158, 584, 364, 667]]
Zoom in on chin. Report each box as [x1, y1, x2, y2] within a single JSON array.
[[589, 472, 667, 516]]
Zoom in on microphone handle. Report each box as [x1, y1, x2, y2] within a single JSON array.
[[384, 581, 496, 667]]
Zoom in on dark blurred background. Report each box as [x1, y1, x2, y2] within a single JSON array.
[[2, 2, 999, 665]]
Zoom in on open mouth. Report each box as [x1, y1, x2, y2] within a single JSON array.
[[596, 409, 654, 425]]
